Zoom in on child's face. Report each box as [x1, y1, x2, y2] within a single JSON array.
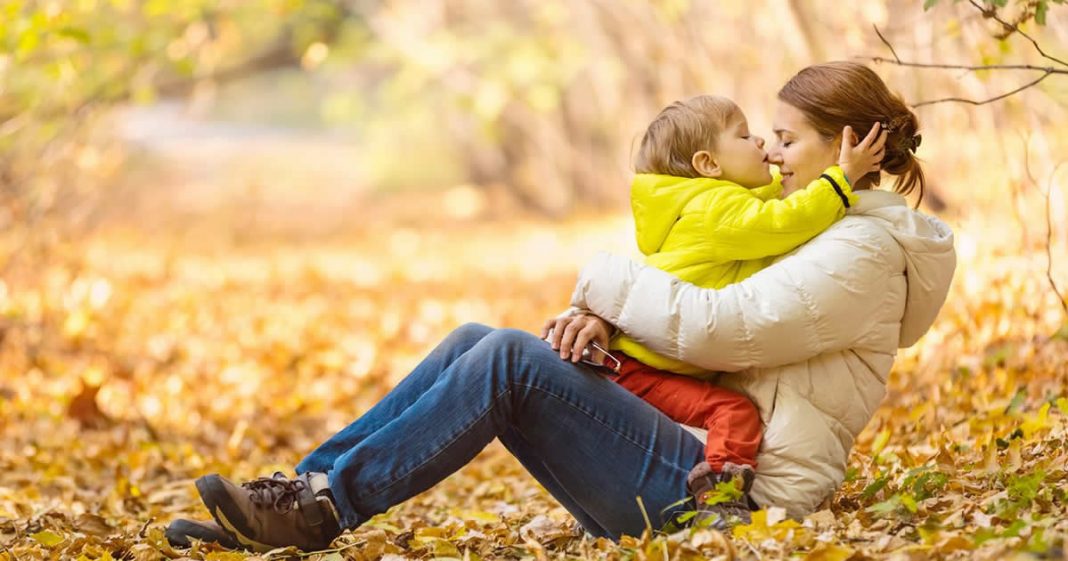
[[712, 110, 773, 188]]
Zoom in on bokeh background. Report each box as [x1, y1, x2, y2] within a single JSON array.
[[1, 1, 1067, 560]]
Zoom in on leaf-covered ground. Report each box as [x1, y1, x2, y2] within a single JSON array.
[[0, 214, 1065, 561]]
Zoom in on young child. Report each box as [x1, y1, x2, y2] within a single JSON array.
[[606, 94, 885, 526]]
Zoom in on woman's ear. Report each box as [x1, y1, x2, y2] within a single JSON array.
[[692, 151, 722, 178]]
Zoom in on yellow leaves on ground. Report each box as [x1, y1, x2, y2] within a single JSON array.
[[0, 212, 1066, 560], [30, 529, 65, 547], [732, 508, 801, 543], [802, 543, 855, 561]]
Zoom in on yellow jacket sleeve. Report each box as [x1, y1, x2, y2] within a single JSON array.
[[749, 180, 783, 202], [700, 165, 857, 261]]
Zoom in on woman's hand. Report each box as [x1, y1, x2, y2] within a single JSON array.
[[541, 313, 614, 364]]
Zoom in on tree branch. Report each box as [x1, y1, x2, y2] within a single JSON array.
[[966, 0, 1068, 69], [1044, 162, 1068, 317], [868, 23, 1066, 108], [1019, 135, 1067, 318], [872, 24, 901, 64], [911, 70, 1053, 107], [868, 55, 1065, 74]]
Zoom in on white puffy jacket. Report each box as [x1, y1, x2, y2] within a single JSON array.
[[570, 190, 956, 518]]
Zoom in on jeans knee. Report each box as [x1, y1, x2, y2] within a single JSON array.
[[464, 329, 547, 383], [448, 322, 495, 345], [478, 328, 539, 354]]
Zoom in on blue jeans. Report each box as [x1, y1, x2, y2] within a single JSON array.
[[295, 323, 705, 539]]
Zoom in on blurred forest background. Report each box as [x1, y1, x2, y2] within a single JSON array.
[[2, 0, 1068, 560]]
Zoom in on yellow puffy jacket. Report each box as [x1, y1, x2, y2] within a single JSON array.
[[611, 166, 857, 375]]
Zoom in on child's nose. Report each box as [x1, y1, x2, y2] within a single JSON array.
[[755, 136, 765, 148]]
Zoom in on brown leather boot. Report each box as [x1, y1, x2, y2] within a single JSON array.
[[685, 461, 758, 530], [196, 471, 341, 553]]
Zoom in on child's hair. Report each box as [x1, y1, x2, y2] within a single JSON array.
[[634, 95, 739, 178], [778, 61, 925, 204]]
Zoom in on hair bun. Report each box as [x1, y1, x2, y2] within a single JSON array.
[[883, 112, 920, 158]]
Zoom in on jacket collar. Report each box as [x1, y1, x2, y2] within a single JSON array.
[[847, 189, 906, 215]]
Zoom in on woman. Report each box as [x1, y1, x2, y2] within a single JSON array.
[[168, 61, 955, 552]]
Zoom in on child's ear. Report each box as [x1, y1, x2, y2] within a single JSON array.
[[692, 151, 722, 178]]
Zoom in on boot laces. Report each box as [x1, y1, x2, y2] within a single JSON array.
[[242, 475, 307, 513]]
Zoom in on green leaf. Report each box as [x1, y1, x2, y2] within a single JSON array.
[[861, 473, 890, 500], [1036, 1, 1048, 24], [923, 0, 940, 9], [1005, 387, 1026, 414], [1001, 518, 1027, 538], [31, 530, 65, 547], [866, 495, 901, 515], [907, 469, 948, 501], [57, 27, 91, 44], [700, 480, 743, 506], [1026, 527, 1049, 553], [973, 527, 999, 546], [1006, 470, 1045, 505], [674, 510, 697, 524], [871, 428, 891, 457]]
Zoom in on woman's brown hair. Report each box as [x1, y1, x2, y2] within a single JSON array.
[[778, 61, 925, 204]]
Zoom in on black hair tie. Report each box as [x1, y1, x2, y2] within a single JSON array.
[[907, 134, 922, 154]]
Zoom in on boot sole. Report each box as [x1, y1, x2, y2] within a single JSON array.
[[165, 518, 242, 550], [195, 474, 275, 553]]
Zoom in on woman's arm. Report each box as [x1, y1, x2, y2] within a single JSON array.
[[569, 224, 896, 372]]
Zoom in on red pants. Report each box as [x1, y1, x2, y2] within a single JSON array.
[[612, 355, 762, 470]]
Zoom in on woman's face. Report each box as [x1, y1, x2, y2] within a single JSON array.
[[768, 101, 839, 195]]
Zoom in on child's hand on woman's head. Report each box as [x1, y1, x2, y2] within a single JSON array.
[[838, 122, 887, 185], [541, 313, 613, 364]]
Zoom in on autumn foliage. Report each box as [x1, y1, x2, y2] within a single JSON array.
[[3, 1, 1068, 560], [0, 203, 1065, 560]]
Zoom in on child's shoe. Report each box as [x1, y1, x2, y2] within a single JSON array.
[[685, 461, 758, 530]]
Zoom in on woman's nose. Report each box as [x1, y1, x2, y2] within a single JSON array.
[[767, 147, 783, 165]]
